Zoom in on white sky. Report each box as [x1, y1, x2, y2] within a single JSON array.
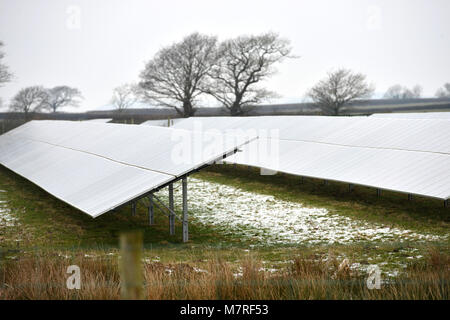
[[0, 0, 449, 111]]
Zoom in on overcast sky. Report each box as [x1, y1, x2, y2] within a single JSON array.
[[0, 0, 449, 111]]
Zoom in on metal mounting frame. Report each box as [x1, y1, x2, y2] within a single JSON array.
[[124, 148, 239, 242]]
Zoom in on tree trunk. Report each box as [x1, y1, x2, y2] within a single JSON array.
[[182, 100, 195, 117], [333, 103, 340, 116], [230, 102, 242, 116]]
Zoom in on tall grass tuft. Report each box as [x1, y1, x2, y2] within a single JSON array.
[[0, 249, 448, 300]]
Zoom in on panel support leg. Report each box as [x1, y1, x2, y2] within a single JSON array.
[[148, 194, 154, 225], [131, 201, 136, 216], [182, 177, 188, 243], [408, 194, 413, 201], [376, 189, 381, 197], [169, 183, 175, 235]]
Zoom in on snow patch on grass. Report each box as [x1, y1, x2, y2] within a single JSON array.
[[0, 191, 18, 228], [160, 178, 446, 246]]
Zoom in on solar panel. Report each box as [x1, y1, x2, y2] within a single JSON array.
[[140, 119, 185, 127], [83, 118, 113, 123], [173, 116, 450, 153], [371, 112, 450, 119], [232, 140, 450, 200], [0, 120, 253, 217], [173, 116, 450, 200]]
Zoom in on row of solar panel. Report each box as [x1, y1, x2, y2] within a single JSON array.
[[171, 115, 450, 200], [0, 112, 448, 218], [0, 121, 252, 217]]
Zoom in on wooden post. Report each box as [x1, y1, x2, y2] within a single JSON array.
[[182, 177, 188, 242], [169, 183, 175, 235], [119, 231, 143, 300], [148, 194, 154, 225]]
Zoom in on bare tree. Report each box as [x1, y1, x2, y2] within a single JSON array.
[[384, 84, 422, 99], [0, 41, 12, 87], [410, 85, 423, 98], [435, 83, 450, 98], [0, 41, 13, 108], [308, 69, 374, 116], [9, 86, 48, 117], [207, 33, 292, 116], [44, 86, 82, 112], [111, 84, 138, 112], [383, 84, 403, 99], [139, 33, 217, 117]]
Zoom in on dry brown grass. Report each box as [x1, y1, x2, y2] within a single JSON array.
[[0, 252, 120, 300], [0, 249, 448, 300]]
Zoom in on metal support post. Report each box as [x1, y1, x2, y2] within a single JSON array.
[[182, 177, 188, 242], [376, 189, 381, 197], [148, 194, 154, 225], [169, 183, 175, 235], [408, 194, 413, 201], [131, 201, 136, 216]]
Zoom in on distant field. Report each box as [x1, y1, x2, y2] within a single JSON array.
[[2, 98, 450, 130], [0, 164, 448, 299]]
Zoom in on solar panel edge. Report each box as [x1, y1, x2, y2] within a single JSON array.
[[223, 160, 449, 201]]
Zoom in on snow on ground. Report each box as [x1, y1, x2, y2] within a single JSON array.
[[0, 190, 18, 227], [160, 178, 446, 246]]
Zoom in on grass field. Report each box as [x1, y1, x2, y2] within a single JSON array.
[[0, 164, 448, 299]]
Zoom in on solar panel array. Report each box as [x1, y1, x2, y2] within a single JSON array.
[[173, 116, 450, 200], [0, 121, 252, 217], [371, 112, 450, 119], [140, 119, 185, 127], [83, 118, 113, 123]]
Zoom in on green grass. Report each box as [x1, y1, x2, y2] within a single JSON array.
[[0, 166, 239, 249], [197, 165, 449, 236], [1, 163, 449, 300], [0, 164, 448, 275]]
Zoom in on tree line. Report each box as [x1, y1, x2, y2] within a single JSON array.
[[1, 36, 450, 118], [0, 42, 82, 117]]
